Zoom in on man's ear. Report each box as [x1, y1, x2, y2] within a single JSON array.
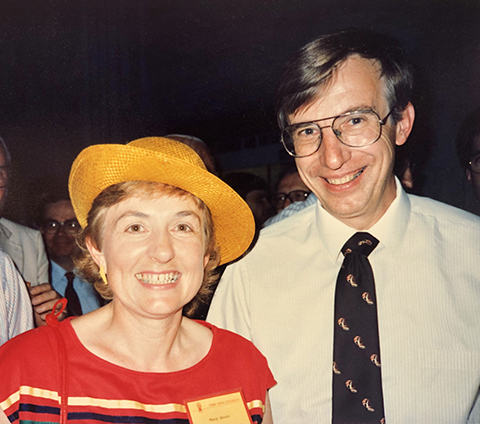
[[395, 102, 415, 147], [86, 236, 106, 272]]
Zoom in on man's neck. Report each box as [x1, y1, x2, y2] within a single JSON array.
[[51, 256, 75, 272]]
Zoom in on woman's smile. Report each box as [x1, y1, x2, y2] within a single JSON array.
[[135, 271, 181, 286]]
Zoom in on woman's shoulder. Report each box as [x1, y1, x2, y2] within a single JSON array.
[[198, 320, 267, 360], [0, 319, 72, 365]]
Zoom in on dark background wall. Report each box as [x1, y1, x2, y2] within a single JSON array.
[[1, 0, 480, 223]]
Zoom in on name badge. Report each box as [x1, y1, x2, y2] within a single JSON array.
[[185, 389, 253, 424]]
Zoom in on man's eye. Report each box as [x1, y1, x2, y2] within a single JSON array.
[[296, 126, 319, 138], [348, 117, 365, 125]]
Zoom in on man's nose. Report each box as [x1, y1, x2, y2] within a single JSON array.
[[318, 128, 351, 170]]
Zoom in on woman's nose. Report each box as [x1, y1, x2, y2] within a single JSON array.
[[147, 231, 175, 263]]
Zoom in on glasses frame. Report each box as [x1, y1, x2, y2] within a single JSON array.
[[42, 219, 81, 235], [273, 189, 311, 209], [281, 109, 395, 158]]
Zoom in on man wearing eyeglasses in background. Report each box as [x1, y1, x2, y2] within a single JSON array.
[[457, 106, 480, 215], [208, 29, 480, 423], [263, 165, 315, 227], [40, 195, 102, 316]]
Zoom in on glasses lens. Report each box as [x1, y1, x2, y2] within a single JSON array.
[[64, 219, 81, 234], [333, 111, 381, 147], [43, 219, 80, 234], [470, 153, 480, 174], [43, 221, 58, 233], [289, 190, 310, 202], [282, 123, 321, 157]]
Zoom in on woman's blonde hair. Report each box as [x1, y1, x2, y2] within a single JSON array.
[[74, 181, 220, 317]]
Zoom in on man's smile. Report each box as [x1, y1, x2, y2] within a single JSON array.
[[325, 168, 365, 186]]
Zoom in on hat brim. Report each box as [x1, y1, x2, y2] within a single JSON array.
[[69, 144, 255, 265]]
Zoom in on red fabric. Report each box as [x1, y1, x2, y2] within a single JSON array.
[[0, 318, 275, 423]]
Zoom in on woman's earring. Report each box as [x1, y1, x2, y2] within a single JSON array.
[[99, 265, 108, 285]]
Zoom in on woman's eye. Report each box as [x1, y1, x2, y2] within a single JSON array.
[[177, 223, 193, 232], [127, 224, 143, 233]]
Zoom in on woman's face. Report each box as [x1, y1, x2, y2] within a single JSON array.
[[88, 193, 209, 319]]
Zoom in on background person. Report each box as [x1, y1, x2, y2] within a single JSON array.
[[208, 29, 480, 423], [0, 137, 65, 326], [263, 164, 314, 227], [272, 165, 311, 213], [0, 137, 274, 424], [456, 106, 480, 213], [40, 194, 102, 315]]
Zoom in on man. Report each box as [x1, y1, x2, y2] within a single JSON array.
[[456, 106, 480, 212], [272, 166, 311, 213], [0, 138, 66, 326], [0, 249, 34, 346], [40, 196, 102, 315], [264, 165, 314, 227], [208, 29, 480, 423]]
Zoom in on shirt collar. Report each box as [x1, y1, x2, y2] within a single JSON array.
[[316, 176, 411, 263], [50, 260, 69, 278]]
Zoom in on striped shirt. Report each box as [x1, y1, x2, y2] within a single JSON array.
[[0, 318, 275, 423], [0, 249, 33, 347]]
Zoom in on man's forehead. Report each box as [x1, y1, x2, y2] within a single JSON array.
[[290, 56, 386, 121], [44, 200, 76, 219]]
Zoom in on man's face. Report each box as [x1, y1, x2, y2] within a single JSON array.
[[0, 146, 10, 215], [42, 200, 80, 262], [276, 172, 311, 212], [466, 135, 480, 202], [291, 56, 414, 229]]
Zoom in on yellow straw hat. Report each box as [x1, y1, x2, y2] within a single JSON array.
[[68, 137, 255, 265]]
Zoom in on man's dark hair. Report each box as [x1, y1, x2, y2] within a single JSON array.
[[275, 28, 414, 130], [456, 106, 480, 171]]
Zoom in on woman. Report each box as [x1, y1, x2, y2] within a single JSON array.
[[0, 137, 275, 424]]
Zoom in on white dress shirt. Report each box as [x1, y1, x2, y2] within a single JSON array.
[[0, 249, 33, 346], [208, 179, 480, 424]]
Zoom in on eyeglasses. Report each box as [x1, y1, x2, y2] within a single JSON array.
[[281, 109, 394, 158], [273, 189, 311, 210], [469, 152, 480, 174], [42, 219, 81, 235]]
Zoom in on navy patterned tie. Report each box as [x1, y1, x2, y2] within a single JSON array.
[[332, 232, 385, 424]]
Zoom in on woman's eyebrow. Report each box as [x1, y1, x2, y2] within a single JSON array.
[[114, 211, 149, 226]]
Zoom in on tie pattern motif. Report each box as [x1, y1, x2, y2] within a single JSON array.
[[332, 232, 385, 424], [65, 271, 83, 317]]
